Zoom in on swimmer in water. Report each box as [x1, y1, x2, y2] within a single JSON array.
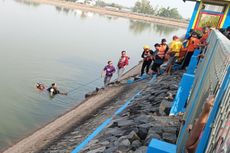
[[36, 83, 45, 91], [47, 83, 67, 96]]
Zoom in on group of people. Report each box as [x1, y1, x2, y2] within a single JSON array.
[[140, 26, 211, 76], [140, 38, 169, 76], [102, 51, 130, 86], [36, 83, 67, 96], [102, 26, 211, 86], [37, 26, 211, 95]]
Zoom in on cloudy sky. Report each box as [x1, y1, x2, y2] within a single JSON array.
[[105, 0, 196, 19]]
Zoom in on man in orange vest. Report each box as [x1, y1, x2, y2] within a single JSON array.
[[160, 38, 169, 54], [182, 32, 200, 69], [151, 43, 166, 75]]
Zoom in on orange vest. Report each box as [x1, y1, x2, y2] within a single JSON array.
[[158, 45, 167, 58], [200, 33, 209, 44], [187, 37, 200, 52]]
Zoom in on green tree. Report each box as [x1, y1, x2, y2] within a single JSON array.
[[157, 7, 182, 19], [110, 3, 122, 10], [95, 0, 106, 7], [133, 0, 155, 15]]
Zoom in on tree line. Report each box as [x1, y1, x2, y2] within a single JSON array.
[[133, 0, 183, 19], [65, 0, 184, 20]]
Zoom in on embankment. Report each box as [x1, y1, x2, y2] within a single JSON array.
[[42, 71, 184, 153], [2, 64, 142, 153], [24, 0, 188, 28]]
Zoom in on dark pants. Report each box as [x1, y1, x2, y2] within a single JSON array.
[[182, 52, 194, 69], [152, 57, 164, 73], [141, 60, 152, 76]]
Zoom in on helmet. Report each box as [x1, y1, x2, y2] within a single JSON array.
[[143, 45, 150, 49]]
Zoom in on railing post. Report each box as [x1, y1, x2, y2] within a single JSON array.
[[195, 66, 230, 153]]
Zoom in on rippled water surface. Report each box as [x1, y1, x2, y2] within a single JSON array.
[[0, 0, 186, 150]]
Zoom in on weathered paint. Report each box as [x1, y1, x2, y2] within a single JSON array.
[[186, 2, 201, 38], [222, 4, 230, 28], [186, 0, 230, 35]]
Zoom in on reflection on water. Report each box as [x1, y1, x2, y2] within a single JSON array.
[[154, 24, 179, 36], [14, 0, 41, 7], [55, 6, 95, 19], [52, 5, 179, 36], [0, 0, 186, 150], [129, 20, 152, 34], [129, 20, 179, 36]]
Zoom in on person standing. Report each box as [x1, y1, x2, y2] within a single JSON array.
[[160, 38, 169, 55], [141, 45, 154, 76], [102, 61, 116, 86], [151, 43, 165, 75], [166, 36, 183, 75], [181, 32, 200, 69], [117, 51, 130, 82], [160, 38, 170, 62]]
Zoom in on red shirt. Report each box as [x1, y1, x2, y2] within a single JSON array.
[[118, 56, 129, 68]]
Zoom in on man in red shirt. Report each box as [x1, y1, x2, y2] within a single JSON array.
[[117, 51, 130, 82]]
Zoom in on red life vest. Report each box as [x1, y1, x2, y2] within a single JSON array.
[[118, 56, 129, 68], [143, 51, 153, 61]]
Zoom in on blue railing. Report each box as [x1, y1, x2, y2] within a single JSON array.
[[147, 30, 230, 153]]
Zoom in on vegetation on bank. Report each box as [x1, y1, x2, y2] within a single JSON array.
[[133, 0, 183, 19], [66, 0, 187, 20]]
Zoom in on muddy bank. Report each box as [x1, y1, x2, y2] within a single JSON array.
[[3, 63, 142, 153], [42, 71, 184, 153], [23, 0, 188, 28]]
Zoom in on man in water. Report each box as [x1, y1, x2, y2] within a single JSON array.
[[36, 83, 45, 91], [47, 83, 67, 96]]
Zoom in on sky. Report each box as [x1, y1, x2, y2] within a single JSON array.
[[105, 0, 196, 19]]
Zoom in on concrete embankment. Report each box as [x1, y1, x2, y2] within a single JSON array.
[[3, 63, 142, 153], [24, 0, 188, 28], [42, 71, 184, 153]]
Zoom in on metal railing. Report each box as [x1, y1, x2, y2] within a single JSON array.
[[176, 30, 230, 153]]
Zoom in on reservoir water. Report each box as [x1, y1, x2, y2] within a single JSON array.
[[0, 0, 186, 150]]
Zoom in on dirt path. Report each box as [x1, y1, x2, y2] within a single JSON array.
[[23, 0, 188, 28], [2, 64, 142, 153]]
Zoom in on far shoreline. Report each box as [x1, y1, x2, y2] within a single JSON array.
[[23, 0, 189, 28]]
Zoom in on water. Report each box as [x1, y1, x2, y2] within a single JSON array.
[[0, 0, 186, 150]]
